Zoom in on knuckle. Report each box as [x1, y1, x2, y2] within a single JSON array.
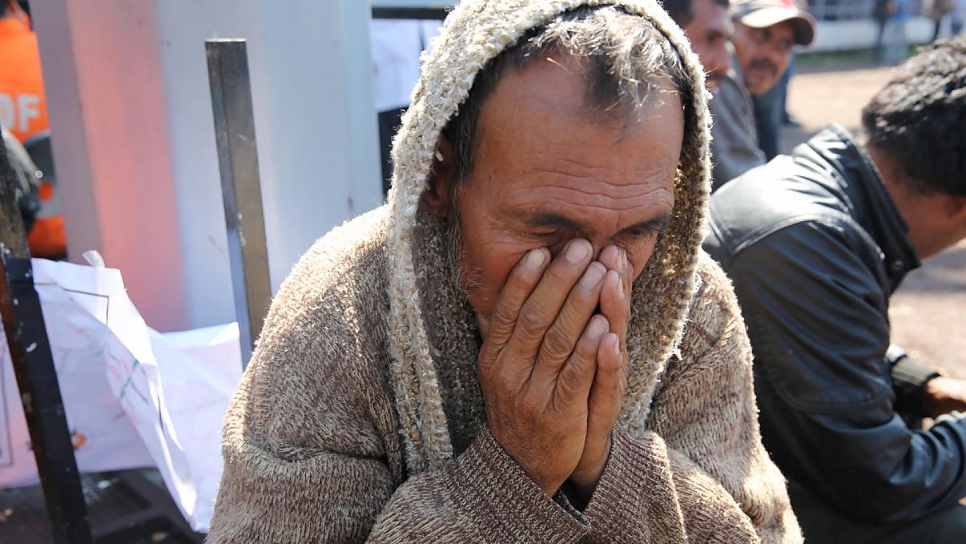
[[540, 325, 574, 362], [556, 365, 588, 399], [489, 301, 519, 330], [516, 305, 548, 341], [495, 372, 519, 393]]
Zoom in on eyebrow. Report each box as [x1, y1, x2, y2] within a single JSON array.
[[522, 211, 673, 236]]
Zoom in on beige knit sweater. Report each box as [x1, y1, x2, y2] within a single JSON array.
[[207, 1, 801, 542]]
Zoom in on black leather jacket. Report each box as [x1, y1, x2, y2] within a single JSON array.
[[703, 125, 966, 523]]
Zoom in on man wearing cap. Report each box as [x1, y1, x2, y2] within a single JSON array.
[[708, 0, 814, 190]]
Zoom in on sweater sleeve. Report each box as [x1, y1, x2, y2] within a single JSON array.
[[561, 255, 799, 543], [369, 426, 589, 543], [206, 233, 590, 543], [208, 342, 591, 544]]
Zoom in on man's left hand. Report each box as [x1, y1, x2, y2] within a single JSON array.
[[567, 245, 632, 502]]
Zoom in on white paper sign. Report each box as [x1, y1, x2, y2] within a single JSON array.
[[0, 259, 156, 487], [1, 259, 242, 533]]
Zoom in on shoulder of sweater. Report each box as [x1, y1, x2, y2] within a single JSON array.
[[674, 251, 748, 368], [242, 205, 396, 446], [252, 205, 393, 386], [691, 250, 742, 321], [272, 206, 391, 308]]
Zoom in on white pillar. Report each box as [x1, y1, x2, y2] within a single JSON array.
[[31, 0, 382, 331]]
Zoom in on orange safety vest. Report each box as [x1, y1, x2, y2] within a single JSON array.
[[0, 15, 66, 259]]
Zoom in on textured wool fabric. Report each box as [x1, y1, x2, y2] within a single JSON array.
[[207, 0, 802, 542]]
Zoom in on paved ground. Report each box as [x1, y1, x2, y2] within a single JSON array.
[[781, 64, 966, 378]]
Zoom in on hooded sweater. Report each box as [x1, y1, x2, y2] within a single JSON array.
[[206, 1, 801, 542]]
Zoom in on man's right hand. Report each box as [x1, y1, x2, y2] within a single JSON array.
[[477, 239, 609, 497], [923, 376, 966, 419]]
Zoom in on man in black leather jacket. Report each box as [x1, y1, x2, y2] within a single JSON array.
[[704, 37, 966, 543]]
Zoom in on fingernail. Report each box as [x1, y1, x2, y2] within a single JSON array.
[[589, 315, 608, 338], [525, 248, 547, 269], [581, 262, 606, 288], [565, 239, 590, 264], [615, 271, 625, 299]]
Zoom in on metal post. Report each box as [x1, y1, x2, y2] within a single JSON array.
[[371, 7, 449, 19], [0, 134, 93, 542], [206, 39, 272, 369]]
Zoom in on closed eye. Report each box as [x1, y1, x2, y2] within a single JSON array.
[[622, 215, 671, 238], [623, 226, 662, 238], [526, 229, 568, 241]]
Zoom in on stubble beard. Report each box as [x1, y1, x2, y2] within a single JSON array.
[[446, 197, 485, 305]]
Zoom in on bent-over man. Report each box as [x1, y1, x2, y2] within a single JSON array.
[[705, 37, 966, 543], [207, 1, 801, 542]]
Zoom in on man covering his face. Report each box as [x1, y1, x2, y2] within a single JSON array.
[[206, 1, 801, 542]]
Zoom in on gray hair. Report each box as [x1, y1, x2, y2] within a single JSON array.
[[439, 4, 693, 191]]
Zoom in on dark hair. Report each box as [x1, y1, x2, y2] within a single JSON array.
[[660, 0, 730, 27], [440, 4, 693, 190], [862, 35, 966, 196]]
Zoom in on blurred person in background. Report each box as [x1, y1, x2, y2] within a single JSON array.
[[705, 37, 966, 543], [707, 0, 814, 190], [952, 0, 966, 35], [0, 0, 66, 259], [662, 0, 733, 94], [929, 0, 953, 41], [884, 0, 914, 64], [873, 0, 892, 62]]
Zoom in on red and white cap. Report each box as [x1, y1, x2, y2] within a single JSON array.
[[730, 0, 817, 46]]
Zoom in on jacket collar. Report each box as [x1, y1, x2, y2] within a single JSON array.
[[806, 124, 920, 293]]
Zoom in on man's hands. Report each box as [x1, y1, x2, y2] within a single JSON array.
[[477, 239, 631, 503], [922, 376, 966, 419]]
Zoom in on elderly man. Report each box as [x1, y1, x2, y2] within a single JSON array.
[[662, 0, 733, 92], [709, 0, 814, 190], [207, 1, 801, 542], [705, 37, 966, 543]]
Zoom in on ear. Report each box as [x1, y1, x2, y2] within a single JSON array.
[[419, 136, 457, 217], [947, 195, 966, 220]]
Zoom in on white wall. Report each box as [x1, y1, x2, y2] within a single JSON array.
[[31, 0, 382, 331], [811, 17, 937, 52]]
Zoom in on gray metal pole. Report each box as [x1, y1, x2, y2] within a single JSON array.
[[0, 134, 93, 543], [205, 39, 272, 369]]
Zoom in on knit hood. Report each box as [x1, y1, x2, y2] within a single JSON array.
[[385, 0, 712, 474]]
